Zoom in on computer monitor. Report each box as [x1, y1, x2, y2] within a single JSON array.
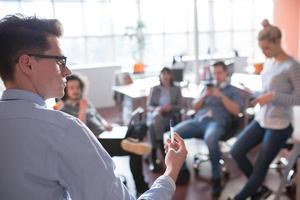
[[171, 68, 183, 82]]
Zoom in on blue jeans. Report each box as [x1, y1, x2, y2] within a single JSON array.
[[231, 120, 293, 200], [174, 117, 226, 179]]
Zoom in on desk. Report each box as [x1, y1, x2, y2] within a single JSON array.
[[112, 76, 159, 124], [113, 77, 202, 124], [230, 73, 262, 92], [98, 126, 128, 155], [99, 126, 128, 139]]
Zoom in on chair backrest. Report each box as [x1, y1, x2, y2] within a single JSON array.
[[220, 88, 251, 141], [220, 115, 244, 141]]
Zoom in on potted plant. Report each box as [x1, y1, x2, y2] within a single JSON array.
[[125, 20, 146, 73]]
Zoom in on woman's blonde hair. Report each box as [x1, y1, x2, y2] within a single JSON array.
[[258, 19, 282, 43]]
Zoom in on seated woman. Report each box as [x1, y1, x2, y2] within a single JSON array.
[[147, 67, 183, 172]]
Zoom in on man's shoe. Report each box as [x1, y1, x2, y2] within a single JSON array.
[[121, 138, 151, 156], [211, 178, 222, 197], [176, 169, 190, 185], [251, 185, 272, 200]]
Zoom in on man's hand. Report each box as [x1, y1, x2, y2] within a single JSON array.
[[202, 87, 213, 97], [78, 99, 88, 123], [251, 92, 273, 106], [212, 87, 223, 98], [79, 99, 88, 112], [105, 123, 113, 131], [163, 133, 188, 182]]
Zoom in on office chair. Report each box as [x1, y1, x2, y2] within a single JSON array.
[[273, 106, 300, 199]]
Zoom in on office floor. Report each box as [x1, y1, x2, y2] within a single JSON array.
[[98, 106, 296, 200]]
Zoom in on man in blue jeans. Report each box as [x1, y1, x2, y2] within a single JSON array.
[[171, 61, 243, 197]]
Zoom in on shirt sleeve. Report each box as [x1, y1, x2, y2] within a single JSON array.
[[171, 87, 183, 112], [228, 86, 244, 112], [273, 63, 300, 106], [137, 175, 176, 200], [147, 87, 157, 112]]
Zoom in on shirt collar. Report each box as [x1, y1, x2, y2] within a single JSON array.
[[1, 89, 46, 107], [218, 81, 229, 89]]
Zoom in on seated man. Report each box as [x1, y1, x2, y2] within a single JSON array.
[[171, 61, 243, 197], [60, 74, 150, 196]]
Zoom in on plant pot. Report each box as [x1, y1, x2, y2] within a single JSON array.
[[133, 63, 145, 73]]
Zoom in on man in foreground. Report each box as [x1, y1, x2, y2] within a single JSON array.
[[0, 14, 187, 200]]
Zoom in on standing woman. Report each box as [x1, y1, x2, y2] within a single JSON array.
[[147, 67, 183, 171], [230, 19, 300, 199]]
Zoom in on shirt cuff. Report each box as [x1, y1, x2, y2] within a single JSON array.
[[158, 174, 176, 191]]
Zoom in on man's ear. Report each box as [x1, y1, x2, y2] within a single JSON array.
[[17, 54, 32, 75]]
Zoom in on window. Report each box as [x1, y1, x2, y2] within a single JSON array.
[[0, 0, 273, 68]]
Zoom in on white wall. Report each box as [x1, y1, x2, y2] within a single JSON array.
[[71, 64, 121, 108], [0, 64, 121, 108]]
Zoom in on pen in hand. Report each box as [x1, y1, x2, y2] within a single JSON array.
[[170, 119, 175, 143]]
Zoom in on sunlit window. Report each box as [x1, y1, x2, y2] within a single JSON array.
[[0, 0, 273, 68]]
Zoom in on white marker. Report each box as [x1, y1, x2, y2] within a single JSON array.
[[170, 120, 175, 142]]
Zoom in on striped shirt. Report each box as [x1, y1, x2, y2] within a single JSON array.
[[255, 57, 300, 129]]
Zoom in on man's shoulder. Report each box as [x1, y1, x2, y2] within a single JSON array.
[[0, 100, 79, 129], [37, 107, 80, 129], [227, 84, 241, 93]]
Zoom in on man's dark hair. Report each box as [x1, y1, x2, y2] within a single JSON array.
[[61, 74, 85, 102], [0, 14, 63, 82], [212, 61, 227, 71]]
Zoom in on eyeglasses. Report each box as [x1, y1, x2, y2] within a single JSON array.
[[28, 54, 67, 69]]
